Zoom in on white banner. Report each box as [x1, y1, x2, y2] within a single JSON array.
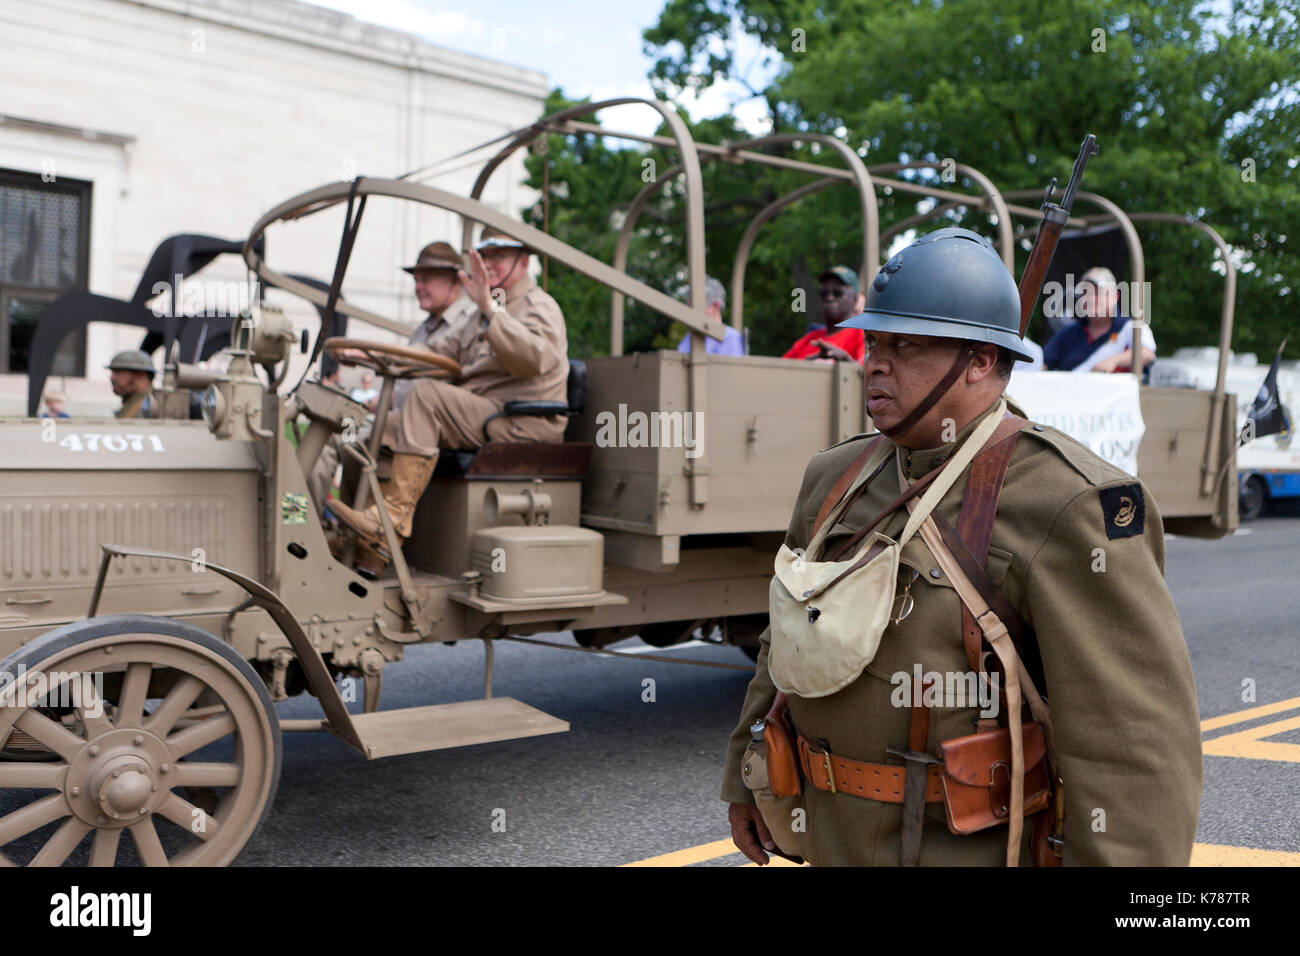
[[1006, 370, 1145, 476]]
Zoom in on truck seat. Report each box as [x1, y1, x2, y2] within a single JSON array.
[[432, 442, 592, 479], [433, 360, 591, 479]]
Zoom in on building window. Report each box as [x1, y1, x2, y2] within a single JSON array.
[[0, 168, 92, 375]]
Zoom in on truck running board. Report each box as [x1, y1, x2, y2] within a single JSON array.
[[346, 697, 569, 759]]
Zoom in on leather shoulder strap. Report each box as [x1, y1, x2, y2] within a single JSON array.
[[958, 418, 1021, 560], [953, 415, 1022, 672], [938, 414, 1048, 700], [811, 436, 886, 536]]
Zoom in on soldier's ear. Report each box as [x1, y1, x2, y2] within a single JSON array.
[[966, 344, 1000, 383]]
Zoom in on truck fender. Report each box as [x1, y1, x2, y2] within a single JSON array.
[[88, 543, 363, 752]]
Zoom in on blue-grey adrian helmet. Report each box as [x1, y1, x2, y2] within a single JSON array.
[[838, 227, 1034, 362]]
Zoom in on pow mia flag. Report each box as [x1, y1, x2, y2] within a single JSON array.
[[1241, 341, 1290, 445]]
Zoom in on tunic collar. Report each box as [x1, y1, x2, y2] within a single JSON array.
[[503, 274, 535, 307], [897, 398, 1004, 480]]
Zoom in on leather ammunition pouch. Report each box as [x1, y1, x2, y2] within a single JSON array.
[[938, 721, 1052, 835]]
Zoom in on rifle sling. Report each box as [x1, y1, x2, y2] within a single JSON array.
[[925, 419, 1047, 693]]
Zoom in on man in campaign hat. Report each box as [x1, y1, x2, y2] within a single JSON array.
[[724, 227, 1200, 867], [309, 241, 475, 514], [332, 223, 569, 573]]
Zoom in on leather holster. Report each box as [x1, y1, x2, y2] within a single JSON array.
[[938, 721, 1052, 835]]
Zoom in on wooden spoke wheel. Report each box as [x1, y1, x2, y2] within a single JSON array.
[[0, 615, 280, 867], [324, 337, 461, 379]]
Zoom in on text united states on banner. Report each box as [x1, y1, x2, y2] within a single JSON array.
[[1007, 371, 1146, 476]]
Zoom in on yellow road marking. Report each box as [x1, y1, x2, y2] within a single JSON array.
[[1201, 696, 1300, 732], [621, 839, 738, 867], [627, 839, 1296, 867], [1190, 843, 1300, 866], [1202, 714, 1300, 763]]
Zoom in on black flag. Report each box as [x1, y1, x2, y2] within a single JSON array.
[[1241, 341, 1290, 445]]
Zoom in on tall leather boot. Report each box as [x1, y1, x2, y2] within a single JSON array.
[[331, 452, 438, 573]]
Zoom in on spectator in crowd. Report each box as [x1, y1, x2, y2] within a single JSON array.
[[1043, 267, 1155, 374], [41, 390, 70, 418], [675, 277, 746, 355], [783, 266, 867, 362], [349, 371, 380, 411]]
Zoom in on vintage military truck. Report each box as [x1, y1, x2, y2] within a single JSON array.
[[0, 98, 1236, 866]]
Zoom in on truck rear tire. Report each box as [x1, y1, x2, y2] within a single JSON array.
[[1240, 475, 1268, 522]]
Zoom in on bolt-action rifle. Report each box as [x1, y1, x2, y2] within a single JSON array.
[[1018, 135, 1099, 336]]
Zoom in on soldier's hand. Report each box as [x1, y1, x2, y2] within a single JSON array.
[[458, 250, 494, 316], [728, 802, 775, 865], [334, 348, 368, 366], [814, 340, 853, 362]]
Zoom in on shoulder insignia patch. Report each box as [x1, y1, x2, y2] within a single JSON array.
[[1100, 483, 1145, 539]]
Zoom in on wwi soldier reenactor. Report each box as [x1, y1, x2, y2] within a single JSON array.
[[725, 227, 1201, 866], [107, 349, 155, 419], [332, 225, 568, 573]]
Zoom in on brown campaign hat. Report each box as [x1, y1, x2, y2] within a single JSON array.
[[401, 241, 463, 274], [475, 224, 531, 254]]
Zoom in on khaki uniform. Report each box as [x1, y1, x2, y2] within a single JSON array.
[[307, 298, 476, 511], [384, 275, 568, 456], [722, 400, 1202, 866], [391, 294, 476, 411], [114, 389, 153, 420]]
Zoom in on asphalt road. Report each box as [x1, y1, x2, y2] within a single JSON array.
[[231, 514, 1300, 866], [3, 516, 1294, 867]]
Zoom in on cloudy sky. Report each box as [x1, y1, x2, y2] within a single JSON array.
[[312, 0, 778, 137]]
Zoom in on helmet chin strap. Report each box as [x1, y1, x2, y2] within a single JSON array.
[[878, 347, 975, 440]]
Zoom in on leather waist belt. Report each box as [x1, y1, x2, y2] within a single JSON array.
[[798, 736, 943, 803]]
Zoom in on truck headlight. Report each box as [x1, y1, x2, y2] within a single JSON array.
[[201, 384, 225, 431]]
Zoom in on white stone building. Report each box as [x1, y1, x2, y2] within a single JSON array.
[[0, 0, 547, 414]]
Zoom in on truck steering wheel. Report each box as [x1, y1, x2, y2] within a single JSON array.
[[323, 337, 462, 380]]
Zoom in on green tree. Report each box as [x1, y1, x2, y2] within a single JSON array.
[[641, 0, 1299, 359], [522, 91, 828, 357]]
